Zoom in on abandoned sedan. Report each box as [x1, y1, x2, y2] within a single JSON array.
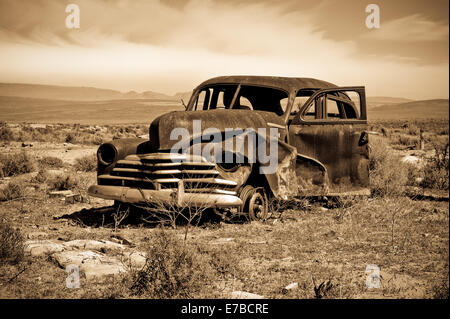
[[88, 76, 370, 220]]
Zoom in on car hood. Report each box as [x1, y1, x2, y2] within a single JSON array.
[[148, 109, 285, 151]]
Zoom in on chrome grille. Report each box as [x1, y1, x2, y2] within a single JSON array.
[[98, 153, 237, 194]]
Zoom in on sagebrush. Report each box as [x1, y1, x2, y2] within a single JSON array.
[[0, 219, 24, 265]]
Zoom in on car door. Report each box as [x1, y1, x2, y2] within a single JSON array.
[[288, 87, 370, 195]]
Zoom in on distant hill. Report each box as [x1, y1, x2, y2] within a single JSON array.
[[0, 95, 184, 124], [369, 99, 449, 120], [0, 83, 179, 101], [366, 96, 414, 109], [0, 82, 447, 123]]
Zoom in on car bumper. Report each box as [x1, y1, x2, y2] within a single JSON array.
[[87, 182, 243, 208]]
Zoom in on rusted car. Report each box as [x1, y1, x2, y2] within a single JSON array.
[[88, 76, 369, 220]]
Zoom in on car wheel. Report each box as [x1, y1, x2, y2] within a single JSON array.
[[239, 185, 269, 221]]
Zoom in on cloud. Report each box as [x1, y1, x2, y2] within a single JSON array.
[[364, 14, 449, 42], [0, 0, 448, 99]]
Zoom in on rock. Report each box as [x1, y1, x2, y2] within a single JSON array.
[[282, 282, 298, 294], [231, 291, 264, 299], [323, 230, 337, 238], [27, 232, 48, 240], [63, 239, 126, 252], [49, 190, 73, 198], [319, 207, 328, 212], [64, 194, 87, 204], [120, 251, 147, 269], [210, 237, 234, 244], [51, 250, 127, 282], [24, 240, 65, 256], [51, 250, 107, 267], [80, 263, 127, 282], [402, 155, 421, 164], [249, 240, 266, 245], [110, 235, 134, 246]]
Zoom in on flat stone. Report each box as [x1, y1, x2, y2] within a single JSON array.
[[24, 240, 65, 256], [49, 190, 73, 197], [282, 282, 298, 294], [52, 250, 108, 268], [64, 194, 87, 204], [63, 239, 126, 252], [210, 237, 234, 244], [80, 263, 127, 282], [51, 250, 127, 282], [231, 291, 264, 299], [27, 232, 49, 240]]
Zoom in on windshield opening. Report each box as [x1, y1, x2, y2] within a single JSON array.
[[191, 84, 289, 116]]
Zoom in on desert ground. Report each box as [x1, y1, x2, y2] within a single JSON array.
[[0, 116, 448, 299]]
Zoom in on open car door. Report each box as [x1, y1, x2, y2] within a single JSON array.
[[288, 87, 370, 196]]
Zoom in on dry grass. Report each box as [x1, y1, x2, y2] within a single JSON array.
[[73, 154, 97, 172], [0, 180, 28, 202], [0, 218, 24, 265], [38, 156, 65, 169], [0, 151, 35, 177], [0, 120, 447, 298], [421, 140, 449, 190], [130, 230, 208, 298], [369, 136, 409, 196]]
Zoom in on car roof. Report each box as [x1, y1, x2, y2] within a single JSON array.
[[196, 75, 338, 92]]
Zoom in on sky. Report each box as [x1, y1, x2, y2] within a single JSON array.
[[0, 0, 448, 99]]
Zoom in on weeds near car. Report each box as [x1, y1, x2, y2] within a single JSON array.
[[38, 156, 65, 169], [369, 136, 408, 196], [46, 173, 80, 191], [130, 230, 204, 298], [137, 181, 213, 240], [0, 219, 24, 265], [73, 154, 97, 172]]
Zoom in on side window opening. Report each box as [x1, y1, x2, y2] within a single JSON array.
[[299, 89, 363, 121]]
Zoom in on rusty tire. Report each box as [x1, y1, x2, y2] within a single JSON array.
[[239, 185, 269, 221]]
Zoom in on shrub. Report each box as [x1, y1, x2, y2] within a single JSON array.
[[421, 141, 449, 190], [31, 169, 50, 184], [38, 156, 64, 169], [73, 154, 97, 172], [0, 152, 35, 177], [47, 174, 80, 191], [65, 133, 75, 143], [0, 126, 15, 142], [393, 134, 419, 147], [130, 231, 204, 298], [369, 136, 408, 197], [0, 219, 24, 265], [0, 180, 27, 201]]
